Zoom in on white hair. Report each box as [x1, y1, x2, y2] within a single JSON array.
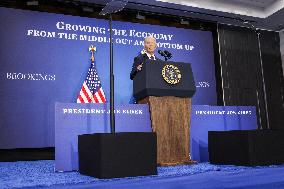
[[144, 36, 156, 42]]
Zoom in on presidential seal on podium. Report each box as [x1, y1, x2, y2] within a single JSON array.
[[162, 64, 182, 85]]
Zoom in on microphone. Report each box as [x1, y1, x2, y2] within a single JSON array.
[[158, 50, 167, 57], [164, 50, 172, 58]]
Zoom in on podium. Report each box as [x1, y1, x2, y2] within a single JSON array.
[[133, 60, 196, 166]]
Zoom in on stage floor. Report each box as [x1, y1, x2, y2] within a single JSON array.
[[1, 160, 284, 189]]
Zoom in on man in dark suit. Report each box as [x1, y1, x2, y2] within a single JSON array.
[[130, 36, 160, 80]]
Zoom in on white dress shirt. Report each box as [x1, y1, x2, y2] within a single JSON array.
[[144, 51, 156, 60]]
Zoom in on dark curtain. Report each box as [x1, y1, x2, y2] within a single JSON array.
[[217, 24, 284, 130]]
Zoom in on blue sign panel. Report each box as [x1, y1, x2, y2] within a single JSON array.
[[55, 103, 152, 171], [191, 105, 257, 162]]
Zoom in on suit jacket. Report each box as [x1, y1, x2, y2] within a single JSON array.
[[130, 53, 161, 80]]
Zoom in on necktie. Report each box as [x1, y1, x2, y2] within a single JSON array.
[[150, 56, 154, 60]]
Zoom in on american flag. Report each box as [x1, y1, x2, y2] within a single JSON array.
[[77, 62, 106, 103]]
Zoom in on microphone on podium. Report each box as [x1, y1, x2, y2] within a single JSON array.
[[158, 50, 172, 61], [158, 50, 167, 57], [164, 50, 172, 59]]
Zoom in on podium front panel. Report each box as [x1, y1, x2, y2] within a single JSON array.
[[133, 60, 196, 101]]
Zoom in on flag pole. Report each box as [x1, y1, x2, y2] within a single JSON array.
[[89, 45, 96, 63]]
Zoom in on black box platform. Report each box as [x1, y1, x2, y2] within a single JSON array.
[[78, 132, 157, 178], [209, 130, 284, 166]]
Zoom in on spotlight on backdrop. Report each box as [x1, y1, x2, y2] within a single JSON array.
[[82, 6, 94, 13], [26, 0, 39, 6], [136, 12, 145, 20], [180, 19, 189, 25]]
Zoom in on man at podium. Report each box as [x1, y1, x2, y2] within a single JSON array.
[[130, 36, 161, 80]]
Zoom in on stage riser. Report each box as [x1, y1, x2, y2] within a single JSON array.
[[209, 130, 284, 166], [78, 132, 157, 179]]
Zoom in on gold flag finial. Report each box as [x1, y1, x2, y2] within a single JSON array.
[[89, 45, 96, 63]]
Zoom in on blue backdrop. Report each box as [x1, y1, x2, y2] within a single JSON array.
[[0, 7, 216, 148]]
